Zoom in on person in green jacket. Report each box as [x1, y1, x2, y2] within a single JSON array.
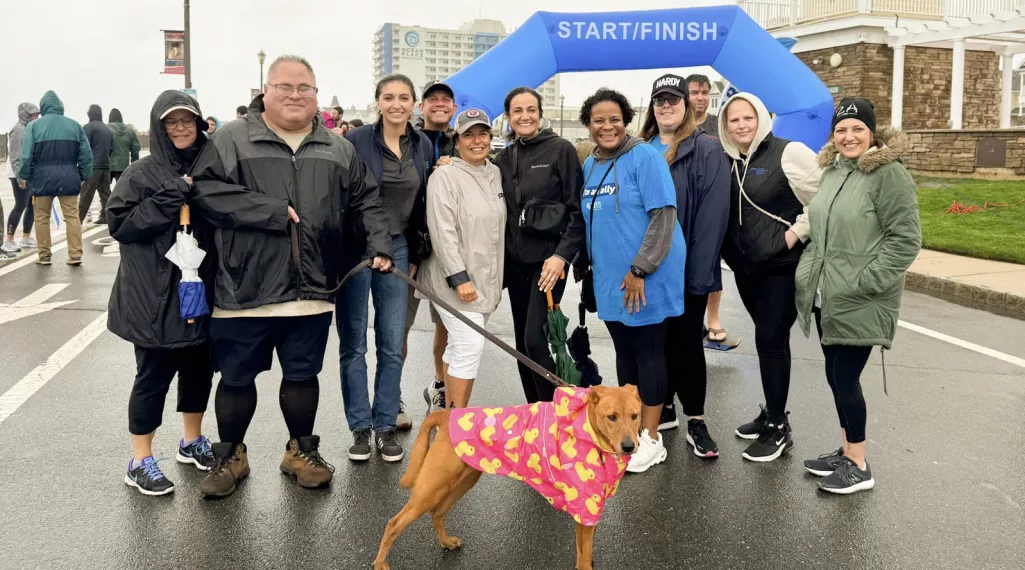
[[107, 108, 140, 186], [794, 98, 921, 495]]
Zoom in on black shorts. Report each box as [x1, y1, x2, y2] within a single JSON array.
[[210, 312, 333, 387]]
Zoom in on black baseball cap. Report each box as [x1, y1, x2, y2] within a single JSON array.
[[423, 81, 454, 99], [651, 74, 687, 98]]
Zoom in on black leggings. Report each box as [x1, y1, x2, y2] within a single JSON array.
[[734, 267, 798, 425], [664, 292, 708, 416], [7, 178, 33, 236], [505, 258, 566, 403], [605, 320, 669, 407], [814, 309, 872, 443], [128, 344, 214, 435]]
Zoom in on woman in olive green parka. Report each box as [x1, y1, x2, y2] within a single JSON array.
[[794, 98, 921, 496]]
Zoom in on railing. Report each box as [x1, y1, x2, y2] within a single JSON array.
[[738, 0, 1022, 29]]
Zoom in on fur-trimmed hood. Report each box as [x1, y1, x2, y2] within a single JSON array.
[[817, 126, 909, 173]]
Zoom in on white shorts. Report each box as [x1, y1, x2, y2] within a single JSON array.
[[434, 304, 490, 379]]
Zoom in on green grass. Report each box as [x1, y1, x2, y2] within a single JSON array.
[[914, 177, 1025, 265]]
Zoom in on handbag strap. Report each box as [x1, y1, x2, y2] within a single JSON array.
[[584, 160, 616, 264]]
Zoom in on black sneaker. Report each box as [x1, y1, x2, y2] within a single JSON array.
[[124, 456, 174, 496], [818, 457, 875, 494], [657, 404, 679, 431], [348, 430, 372, 462], [686, 419, 719, 458], [735, 404, 768, 440], [741, 422, 793, 462], [376, 430, 404, 462], [176, 435, 216, 471], [804, 447, 845, 477]]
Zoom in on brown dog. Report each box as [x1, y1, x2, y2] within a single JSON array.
[[373, 384, 641, 570]]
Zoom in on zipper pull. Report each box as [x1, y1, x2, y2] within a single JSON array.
[[292, 155, 298, 170], [519, 209, 526, 226]]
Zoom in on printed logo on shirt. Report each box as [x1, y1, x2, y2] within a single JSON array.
[[747, 167, 768, 176], [582, 182, 618, 198], [531, 164, 550, 169]]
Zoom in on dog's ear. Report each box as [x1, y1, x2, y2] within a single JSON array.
[[623, 384, 639, 398], [589, 385, 606, 405]]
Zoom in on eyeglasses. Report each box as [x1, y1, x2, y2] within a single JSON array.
[[267, 83, 318, 98], [653, 95, 683, 107], [163, 118, 196, 130]]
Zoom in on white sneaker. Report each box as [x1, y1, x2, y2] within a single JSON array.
[[395, 399, 413, 431], [423, 378, 446, 414], [626, 429, 667, 473], [1, 241, 19, 254], [17, 237, 36, 249]]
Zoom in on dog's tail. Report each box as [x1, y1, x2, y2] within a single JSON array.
[[400, 410, 445, 489]]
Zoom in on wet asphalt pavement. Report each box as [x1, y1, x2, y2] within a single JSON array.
[[0, 230, 1022, 570]]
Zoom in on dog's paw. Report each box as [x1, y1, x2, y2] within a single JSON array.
[[440, 536, 463, 550], [372, 560, 390, 570]]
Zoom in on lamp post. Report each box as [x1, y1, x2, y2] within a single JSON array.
[[559, 94, 565, 137], [258, 49, 266, 88], [183, 0, 191, 88]]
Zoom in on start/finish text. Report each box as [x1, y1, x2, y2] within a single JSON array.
[[555, 21, 719, 42]]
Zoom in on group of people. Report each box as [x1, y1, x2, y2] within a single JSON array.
[[8, 52, 920, 500]]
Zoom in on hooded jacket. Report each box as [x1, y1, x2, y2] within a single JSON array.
[[190, 95, 391, 311], [495, 129, 585, 265], [795, 127, 921, 349], [658, 130, 730, 295], [717, 93, 821, 275], [83, 104, 114, 171], [19, 91, 93, 196], [106, 90, 215, 349], [416, 157, 506, 314], [107, 108, 141, 173], [7, 102, 39, 179]]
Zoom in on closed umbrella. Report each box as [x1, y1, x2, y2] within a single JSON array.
[[567, 301, 602, 387], [543, 276, 582, 386], [164, 204, 208, 323]]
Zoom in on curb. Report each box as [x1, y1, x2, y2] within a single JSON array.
[[906, 271, 1025, 321]]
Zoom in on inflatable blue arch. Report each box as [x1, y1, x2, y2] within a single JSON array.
[[445, 6, 833, 150]]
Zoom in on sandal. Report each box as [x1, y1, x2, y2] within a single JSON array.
[[706, 328, 727, 342]]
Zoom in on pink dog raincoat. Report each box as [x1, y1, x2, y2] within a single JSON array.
[[447, 386, 630, 526]]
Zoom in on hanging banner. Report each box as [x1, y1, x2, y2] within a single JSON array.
[[163, 30, 185, 75]]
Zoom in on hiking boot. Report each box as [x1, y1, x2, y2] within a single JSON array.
[[280, 435, 335, 488], [176, 435, 216, 471], [376, 430, 404, 462], [657, 403, 679, 431], [396, 400, 413, 431], [124, 456, 174, 496], [35, 256, 51, 266], [200, 442, 250, 499], [735, 404, 768, 440]]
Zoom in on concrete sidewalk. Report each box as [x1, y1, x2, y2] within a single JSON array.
[[906, 249, 1025, 319]]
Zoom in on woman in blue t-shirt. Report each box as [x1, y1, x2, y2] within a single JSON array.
[[574, 88, 687, 474]]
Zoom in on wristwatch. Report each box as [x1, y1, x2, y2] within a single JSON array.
[[630, 265, 647, 279]]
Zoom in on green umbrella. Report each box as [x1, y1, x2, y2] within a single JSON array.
[[544, 283, 582, 386]]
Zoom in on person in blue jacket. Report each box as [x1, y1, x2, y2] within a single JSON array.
[[342, 74, 434, 464], [639, 74, 730, 459], [575, 88, 686, 474]]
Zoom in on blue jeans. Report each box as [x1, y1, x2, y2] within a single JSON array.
[[338, 235, 409, 432]]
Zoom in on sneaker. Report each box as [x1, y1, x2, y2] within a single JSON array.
[[1, 241, 20, 254], [396, 400, 413, 431], [735, 404, 768, 440], [17, 237, 36, 249], [423, 378, 446, 414], [686, 419, 719, 458], [818, 457, 875, 494], [742, 422, 794, 463], [124, 456, 174, 496], [376, 430, 404, 462], [804, 447, 846, 477], [626, 429, 667, 473], [35, 256, 51, 265], [657, 404, 679, 431], [200, 442, 250, 499], [0, 250, 15, 260], [66, 257, 82, 266], [176, 435, 216, 471], [348, 429, 372, 461], [280, 435, 335, 488]]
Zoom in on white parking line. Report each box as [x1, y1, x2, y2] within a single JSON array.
[[0, 312, 108, 426], [898, 320, 1025, 369], [0, 225, 108, 279]]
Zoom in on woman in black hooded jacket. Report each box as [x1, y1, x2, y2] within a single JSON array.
[[106, 90, 217, 496]]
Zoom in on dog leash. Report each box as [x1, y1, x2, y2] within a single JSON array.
[[290, 224, 569, 388]]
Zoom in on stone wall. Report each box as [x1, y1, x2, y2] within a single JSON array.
[[904, 129, 1025, 176], [797, 44, 891, 123]]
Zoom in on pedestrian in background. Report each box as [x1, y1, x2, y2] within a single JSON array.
[[717, 92, 821, 463], [415, 109, 505, 410], [495, 86, 583, 404], [236, 105, 247, 120], [191, 55, 392, 499], [108, 108, 140, 187], [18, 90, 91, 266], [107, 90, 215, 496], [205, 116, 219, 135], [80, 104, 114, 224], [575, 88, 686, 474], [639, 73, 730, 458], [4, 102, 39, 257], [342, 74, 434, 462], [796, 97, 921, 494], [331, 106, 343, 126]]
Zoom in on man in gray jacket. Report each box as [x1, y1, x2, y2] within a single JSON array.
[[4, 102, 40, 256]]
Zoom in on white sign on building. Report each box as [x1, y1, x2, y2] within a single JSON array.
[[397, 27, 427, 88]]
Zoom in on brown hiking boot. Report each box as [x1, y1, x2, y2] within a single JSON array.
[[280, 435, 334, 488], [200, 442, 250, 499]]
